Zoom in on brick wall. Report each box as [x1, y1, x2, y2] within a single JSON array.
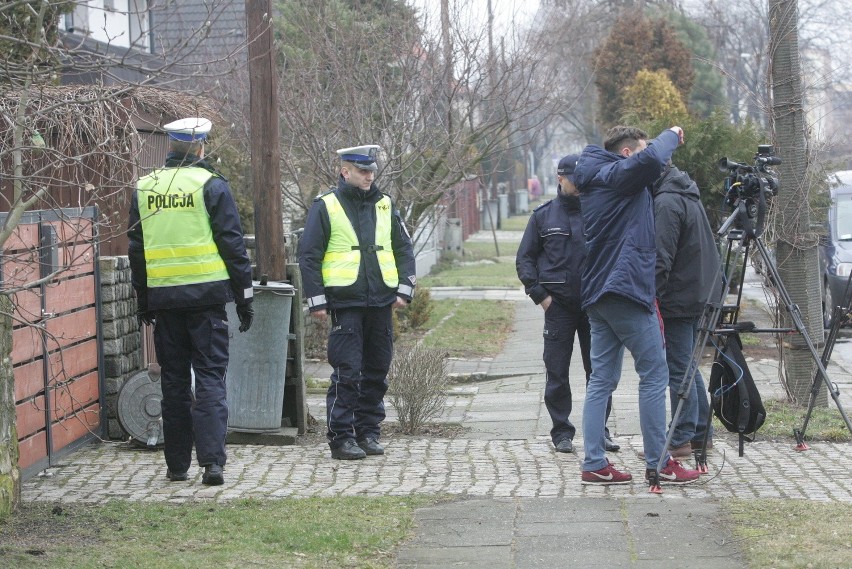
[[99, 256, 142, 439]]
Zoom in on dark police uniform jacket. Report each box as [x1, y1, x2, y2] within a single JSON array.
[[128, 153, 253, 312], [516, 192, 585, 310], [298, 177, 416, 312]]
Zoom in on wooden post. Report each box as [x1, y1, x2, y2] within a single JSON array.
[[246, 0, 286, 279]]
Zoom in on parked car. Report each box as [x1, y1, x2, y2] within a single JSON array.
[[819, 170, 852, 327]]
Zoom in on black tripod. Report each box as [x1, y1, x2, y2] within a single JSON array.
[[793, 269, 852, 449], [653, 197, 852, 490]]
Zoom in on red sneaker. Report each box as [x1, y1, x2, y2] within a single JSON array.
[[647, 458, 700, 484], [581, 462, 633, 485]]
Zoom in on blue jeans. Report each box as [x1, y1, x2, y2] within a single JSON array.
[[663, 316, 713, 447], [583, 295, 669, 471]]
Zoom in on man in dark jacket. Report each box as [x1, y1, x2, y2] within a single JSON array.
[[654, 162, 721, 459], [516, 154, 619, 454], [574, 125, 699, 487], [299, 144, 416, 460], [128, 117, 254, 486]]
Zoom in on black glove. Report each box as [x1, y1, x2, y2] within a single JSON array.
[[236, 303, 254, 333], [136, 309, 155, 328]]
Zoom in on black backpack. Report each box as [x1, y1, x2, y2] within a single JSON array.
[[708, 332, 767, 456]]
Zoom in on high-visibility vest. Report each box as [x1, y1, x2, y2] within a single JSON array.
[[320, 192, 398, 288], [137, 167, 229, 288]]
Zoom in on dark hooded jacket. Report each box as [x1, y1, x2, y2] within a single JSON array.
[[573, 129, 680, 312], [653, 165, 722, 318], [515, 191, 585, 310]]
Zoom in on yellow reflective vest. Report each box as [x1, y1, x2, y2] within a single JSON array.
[[320, 192, 398, 288], [137, 167, 229, 288]]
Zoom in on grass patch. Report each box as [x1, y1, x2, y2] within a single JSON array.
[[739, 333, 761, 346], [459, 241, 520, 260], [725, 499, 852, 569], [0, 496, 433, 568], [422, 298, 514, 357], [757, 398, 851, 442], [498, 214, 532, 231], [420, 260, 519, 288]]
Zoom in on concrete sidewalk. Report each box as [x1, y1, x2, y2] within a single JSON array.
[[20, 235, 852, 568]]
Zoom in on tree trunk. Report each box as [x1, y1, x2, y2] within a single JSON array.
[[0, 294, 20, 519], [768, 0, 825, 405]]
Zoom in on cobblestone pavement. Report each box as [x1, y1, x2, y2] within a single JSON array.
[[22, 286, 852, 504], [22, 435, 852, 504]]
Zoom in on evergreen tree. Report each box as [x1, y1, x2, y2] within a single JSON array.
[[593, 11, 694, 128]]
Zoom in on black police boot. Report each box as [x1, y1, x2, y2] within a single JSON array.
[[166, 469, 188, 482], [357, 437, 385, 456], [330, 438, 367, 460], [604, 436, 621, 452], [202, 464, 224, 486]]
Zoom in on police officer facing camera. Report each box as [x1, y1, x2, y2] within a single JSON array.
[[128, 117, 254, 486], [299, 144, 416, 460], [516, 154, 619, 455]]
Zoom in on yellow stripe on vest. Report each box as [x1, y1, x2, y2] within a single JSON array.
[[145, 243, 220, 260], [147, 259, 228, 279]]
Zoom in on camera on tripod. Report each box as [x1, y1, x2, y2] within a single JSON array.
[[718, 144, 781, 210]]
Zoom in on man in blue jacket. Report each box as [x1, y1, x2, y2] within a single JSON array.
[[516, 154, 619, 454], [574, 125, 699, 486], [653, 162, 721, 461], [299, 144, 416, 460]]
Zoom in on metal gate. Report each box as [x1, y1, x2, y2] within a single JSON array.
[[3, 207, 104, 480]]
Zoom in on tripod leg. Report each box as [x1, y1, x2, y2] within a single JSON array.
[[754, 239, 852, 438], [794, 271, 852, 447]]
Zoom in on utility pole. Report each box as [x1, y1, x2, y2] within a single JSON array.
[[246, 0, 285, 280]]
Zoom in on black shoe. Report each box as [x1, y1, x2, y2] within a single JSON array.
[[604, 436, 621, 452], [330, 438, 367, 460], [166, 469, 188, 482], [356, 437, 385, 456], [202, 464, 224, 486], [554, 438, 574, 453]]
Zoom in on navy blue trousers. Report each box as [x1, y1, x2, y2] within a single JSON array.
[[326, 306, 393, 446], [543, 302, 612, 443], [154, 306, 229, 473]]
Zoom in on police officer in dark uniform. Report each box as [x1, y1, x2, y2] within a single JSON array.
[[516, 154, 619, 454], [299, 144, 416, 460], [128, 117, 254, 485]]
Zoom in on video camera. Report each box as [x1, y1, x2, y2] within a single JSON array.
[[718, 145, 781, 209], [716, 145, 781, 238]]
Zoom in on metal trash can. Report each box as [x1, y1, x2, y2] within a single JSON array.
[[225, 280, 295, 432]]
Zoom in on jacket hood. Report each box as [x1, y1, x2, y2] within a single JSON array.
[[652, 166, 700, 200], [573, 145, 618, 190]]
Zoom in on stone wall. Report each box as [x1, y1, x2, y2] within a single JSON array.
[[0, 294, 20, 518], [99, 256, 143, 439]]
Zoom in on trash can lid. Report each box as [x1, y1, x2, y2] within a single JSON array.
[[252, 280, 296, 295]]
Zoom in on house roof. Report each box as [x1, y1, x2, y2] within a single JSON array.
[[149, 0, 247, 65]]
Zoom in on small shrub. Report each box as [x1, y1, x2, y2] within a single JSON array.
[[401, 288, 433, 330], [387, 342, 448, 434]]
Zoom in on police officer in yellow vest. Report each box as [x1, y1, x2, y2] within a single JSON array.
[[299, 144, 416, 460], [128, 117, 254, 485]]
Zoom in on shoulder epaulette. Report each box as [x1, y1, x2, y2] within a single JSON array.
[[533, 199, 553, 212], [313, 187, 336, 202]]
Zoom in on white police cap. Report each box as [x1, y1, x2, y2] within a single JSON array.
[[163, 117, 212, 142], [336, 144, 380, 171]]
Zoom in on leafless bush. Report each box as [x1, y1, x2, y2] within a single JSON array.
[[387, 342, 448, 434]]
